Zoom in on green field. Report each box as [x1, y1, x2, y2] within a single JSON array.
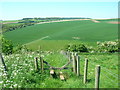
[[3, 20, 118, 50]]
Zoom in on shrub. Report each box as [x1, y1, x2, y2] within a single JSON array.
[[97, 40, 118, 53], [70, 44, 77, 52], [64, 43, 88, 52], [76, 44, 88, 52], [64, 44, 70, 51], [2, 37, 13, 55]]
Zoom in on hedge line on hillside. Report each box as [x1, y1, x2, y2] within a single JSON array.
[[64, 39, 119, 53]]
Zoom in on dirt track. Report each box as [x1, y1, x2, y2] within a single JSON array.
[[37, 19, 91, 24], [91, 20, 100, 23], [107, 21, 120, 24]]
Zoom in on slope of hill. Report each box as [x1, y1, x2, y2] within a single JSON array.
[[3, 19, 118, 50]]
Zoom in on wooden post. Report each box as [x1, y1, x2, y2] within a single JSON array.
[[68, 52, 71, 61], [0, 53, 7, 71], [72, 52, 77, 74], [72, 54, 77, 73], [34, 57, 39, 71], [75, 52, 78, 74], [72, 54, 75, 73], [40, 56, 44, 72], [84, 58, 88, 84], [95, 65, 101, 90], [76, 55, 80, 76]]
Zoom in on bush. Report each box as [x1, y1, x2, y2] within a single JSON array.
[[70, 44, 77, 52], [97, 40, 118, 53], [2, 37, 13, 55], [76, 44, 88, 52], [64, 43, 88, 52], [64, 44, 70, 51]]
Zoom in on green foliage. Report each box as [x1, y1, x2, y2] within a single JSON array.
[[76, 44, 88, 52], [64, 44, 70, 51], [1, 37, 30, 54], [97, 40, 118, 53], [2, 37, 13, 55], [63, 40, 118, 53], [70, 44, 77, 52], [64, 44, 88, 52], [2, 23, 35, 33]]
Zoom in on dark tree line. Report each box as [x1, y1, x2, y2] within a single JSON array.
[[2, 23, 35, 33], [22, 17, 91, 21]]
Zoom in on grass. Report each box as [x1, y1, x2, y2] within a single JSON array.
[[3, 20, 118, 51], [4, 20, 118, 44], [1, 51, 118, 88], [25, 40, 96, 51]]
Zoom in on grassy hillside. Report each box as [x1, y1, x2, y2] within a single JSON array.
[[3, 20, 118, 50], [26, 40, 96, 51]]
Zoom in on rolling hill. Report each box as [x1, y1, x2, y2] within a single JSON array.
[[3, 19, 118, 50]]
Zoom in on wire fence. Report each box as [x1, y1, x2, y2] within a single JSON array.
[[39, 51, 118, 88]]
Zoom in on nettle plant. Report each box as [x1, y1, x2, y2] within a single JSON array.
[[97, 39, 118, 53]]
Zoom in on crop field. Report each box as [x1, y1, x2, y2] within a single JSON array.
[[3, 20, 118, 50]]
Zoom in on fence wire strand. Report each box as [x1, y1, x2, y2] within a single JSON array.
[[101, 72, 118, 86]]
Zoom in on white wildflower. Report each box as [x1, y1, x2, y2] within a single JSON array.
[[0, 81, 3, 84], [13, 84, 18, 87]]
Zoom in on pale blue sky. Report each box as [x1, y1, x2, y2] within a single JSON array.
[[0, 1, 118, 20]]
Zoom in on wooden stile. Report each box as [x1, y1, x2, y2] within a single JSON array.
[[50, 69, 57, 78], [59, 72, 66, 81]]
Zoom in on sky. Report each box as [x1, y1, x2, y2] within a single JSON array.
[[0, 0, 119, 20]]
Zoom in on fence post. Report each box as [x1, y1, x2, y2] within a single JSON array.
[[0, 53, 7, 71], [72, 52, 75, 73], [74, 52, 77, 74], [68, 51, 71, 61], [95, 65, 101, 90], [40, 56, 44, 72], [84, 58, 88, 84], [76, 55, 80, 76], [72, 52, 77, 74], [34, 57, 39, 71]]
